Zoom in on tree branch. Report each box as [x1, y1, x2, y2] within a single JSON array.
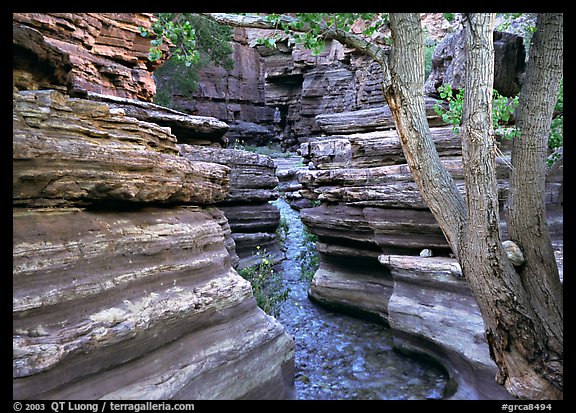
[[200, 13, 390, 83], [200, 13, 300, 30]]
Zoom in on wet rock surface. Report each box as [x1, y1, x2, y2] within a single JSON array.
[[380, 255, 512, 400]]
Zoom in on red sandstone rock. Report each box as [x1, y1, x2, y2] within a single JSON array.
[[13, 13, 169, 101]]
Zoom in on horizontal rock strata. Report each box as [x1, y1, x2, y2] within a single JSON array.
[[308, 255, 393, 323], [296, 104, 521, 399], [380, 255, 512, 400], [179, 144, 283, 268], [13, 207, 294, 399], [13, 87, 295, 399], [86, 93, 230, 145], [315, 97, 446, 135], [13, 90, 230, 207], [178, 145, 279, 203], [13, 13, 169, 101]]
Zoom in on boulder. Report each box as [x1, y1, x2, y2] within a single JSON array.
[[425, 29, 526, 98], [502, 240, 526, 267]]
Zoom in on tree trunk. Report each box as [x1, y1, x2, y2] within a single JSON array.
[[458, 13, 562, 400], [385, 14, 467, 258], [505, 13, 563, 395]]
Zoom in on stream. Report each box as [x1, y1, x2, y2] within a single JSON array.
[[270, 157, 449, 400]]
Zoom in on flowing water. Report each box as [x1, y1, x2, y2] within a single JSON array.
[[270, 159, 448, 400]]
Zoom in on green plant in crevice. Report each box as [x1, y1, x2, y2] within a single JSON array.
[[276, 216, 290, 243], [299, 226, 320, 284], [547, 80, 563, 167], [238, 247, 289, 318]]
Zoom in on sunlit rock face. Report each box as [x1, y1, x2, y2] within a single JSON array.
[[13, 13, 169, 102]]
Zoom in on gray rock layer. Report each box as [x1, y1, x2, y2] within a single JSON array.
[[13, 207, 295, 399], [13, 89, 295, 400], [179, 144, 283, 269], [380, 255, 512, 400]]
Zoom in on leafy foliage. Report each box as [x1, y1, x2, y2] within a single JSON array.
[[258, 13, 389, 55], [423, 38, 437, 81], [140, 13, 200, 67], [434, 84, 520, 139], [142, 14, 234, 109], [434, 84, 465, 135], [547, 80, 563, 166], [549, 80, 563, 150], [299, 226, 320, 284], [238, 247, 289, 317]]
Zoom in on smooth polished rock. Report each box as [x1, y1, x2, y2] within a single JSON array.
[[380, 254, 513, 400]]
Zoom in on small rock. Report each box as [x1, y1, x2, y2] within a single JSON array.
[[450, 263, 462, 278], [419, 248, 433, 258], [502, 240, 526, 267]]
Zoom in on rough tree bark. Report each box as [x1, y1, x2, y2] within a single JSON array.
[[505, 13, 563, 396], [200, 12, 563, 399], [458, 13, 562, 399], [384, 14, 467, 259]]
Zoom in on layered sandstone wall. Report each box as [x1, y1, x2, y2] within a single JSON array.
[[294, 101, 516, 398], [13, 13, 168, 101], [296, 99, 562, 399], [13, 89, 295, 400]]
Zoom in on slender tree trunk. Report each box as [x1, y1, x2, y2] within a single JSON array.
[[385, 14, 467, 258], [458, 13, 562, 400], [505, 13, 563, 394]]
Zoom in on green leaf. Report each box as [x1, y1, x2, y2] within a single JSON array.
[[148, 47, 163, 62]]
